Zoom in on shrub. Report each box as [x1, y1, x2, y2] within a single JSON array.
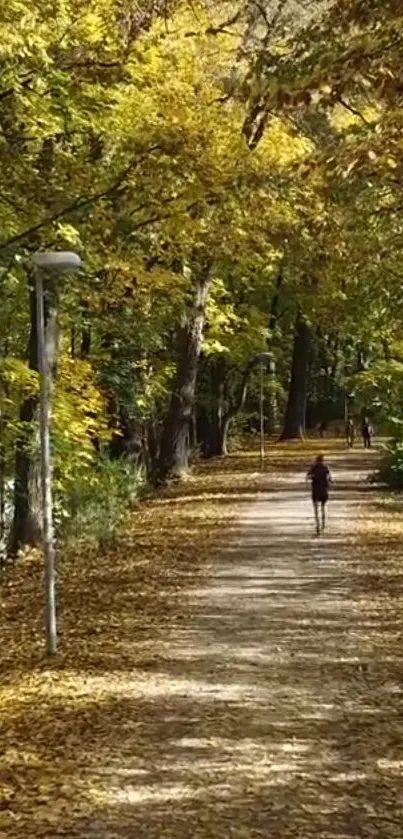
[[56, 457, 147, 551], [375, 423, 403, 490]]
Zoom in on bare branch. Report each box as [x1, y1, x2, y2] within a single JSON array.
[[206, 9, 243, 36], [337, 96, 371, 126]]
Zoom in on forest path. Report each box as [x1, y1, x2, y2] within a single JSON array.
[[84, 445, 403, 838], [3, 443, 403, 839]]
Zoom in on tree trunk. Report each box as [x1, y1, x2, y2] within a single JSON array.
[[219, 359, 256, 453], [199, 412, 229, 458], [198, 354, 263, 457], [281, 313, 311, 440], [217, 414, 230, 456], [157, 259, 213, 481], [146, 416, 159, 466], [197, 356, 227, 458], [10, 278, 60, 554], [198, 354, 257, 458], [80, 300, 91, 358]]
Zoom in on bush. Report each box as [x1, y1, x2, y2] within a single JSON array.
[[56, 457, 147, 551], [375, 435, 403, 490]]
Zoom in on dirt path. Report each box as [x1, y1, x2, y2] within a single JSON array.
[[82, 448, 403, 838], [3, 446, 403, 838]]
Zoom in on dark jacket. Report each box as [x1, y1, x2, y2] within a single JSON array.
[[308, 463, 331, 500]]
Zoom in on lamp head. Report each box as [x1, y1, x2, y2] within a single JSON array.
[[255, 352, 273, 365], [33, 252, 81, 275]]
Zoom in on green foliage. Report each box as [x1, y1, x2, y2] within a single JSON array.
[[1, 0, 403, 545], [376, 422, 403, 490], [351, 360, 403, 428], [0, 357, 39, 476], [57, 456, 146, 551]]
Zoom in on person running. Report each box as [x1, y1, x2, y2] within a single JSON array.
[[307, 454, 332, 535], [361, 417, 373, 448], [345, 417, 355, 448]]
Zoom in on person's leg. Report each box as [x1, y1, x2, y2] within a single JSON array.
[[313, 499, 320, 534], [321, 501, 326, 531]]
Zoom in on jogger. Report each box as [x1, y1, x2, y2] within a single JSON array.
[[307, 454, 332, 535]]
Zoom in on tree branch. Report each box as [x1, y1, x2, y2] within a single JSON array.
[[206, 10, 242, 36], [0, 145, 162, 254], [0, 194, 31, 216], [0, 74, 33, 102], [225, 352, 272, 423], [337, 96, 371, 126], [269, 267, 284, 333], [369, 203, 403, 217]]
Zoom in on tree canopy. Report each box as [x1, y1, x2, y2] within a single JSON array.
[[0, 0, 402, 550]]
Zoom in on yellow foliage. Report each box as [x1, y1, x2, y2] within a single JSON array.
[[52, 355, 109, 492], [0, 358, 38, 403]]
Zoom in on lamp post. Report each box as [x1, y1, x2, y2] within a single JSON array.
[[260, 362, 264, 469], [255, 352, 273, 471], [33, 252, 81, 655], [267, 355, 277, 434], [345, 389, 356, 423]]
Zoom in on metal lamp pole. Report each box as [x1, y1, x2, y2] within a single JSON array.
[[260, 362, 264, 469], [255, 352, 273, 471], [33, 252, 81, 655]]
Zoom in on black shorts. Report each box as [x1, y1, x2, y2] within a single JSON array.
[[312, 492, 328, 504]]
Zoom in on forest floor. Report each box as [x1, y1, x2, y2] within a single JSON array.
[[2, 441, 403, 838]]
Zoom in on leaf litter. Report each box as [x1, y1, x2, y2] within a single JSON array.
[[1, 443, 403, 837]]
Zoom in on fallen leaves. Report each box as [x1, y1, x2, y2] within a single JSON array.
[[1, 443, 403, 838], [0, 451, 262, 838]]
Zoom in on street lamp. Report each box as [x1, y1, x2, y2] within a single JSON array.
[[255, 352, 273, 470], [344, 389, 356, 423], [33, 251, 81, 655]]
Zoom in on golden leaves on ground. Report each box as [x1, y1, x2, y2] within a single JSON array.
[[2, 444, 403, 838], [0, 452, 262, 838]]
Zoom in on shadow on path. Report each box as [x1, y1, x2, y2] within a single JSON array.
[[4, 447, 403, 838]]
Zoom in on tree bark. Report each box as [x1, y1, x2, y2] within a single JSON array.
[[219, 360, 254, 454], [217, 414, 231, 457], [281, 313, 311, 440], [157, 258, 213, 481], [198, 354, 263, 458], [9, 278, 60, 554], [199, 411, 229, 458], [80, 300, 91, 358], [197, 356, 227, 458]]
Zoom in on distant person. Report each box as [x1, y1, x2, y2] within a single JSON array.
[[361, 417, 373, 448], [307, 454, 332, 536], [345, 418, 355, 448], [319, 420, 327, 439]]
